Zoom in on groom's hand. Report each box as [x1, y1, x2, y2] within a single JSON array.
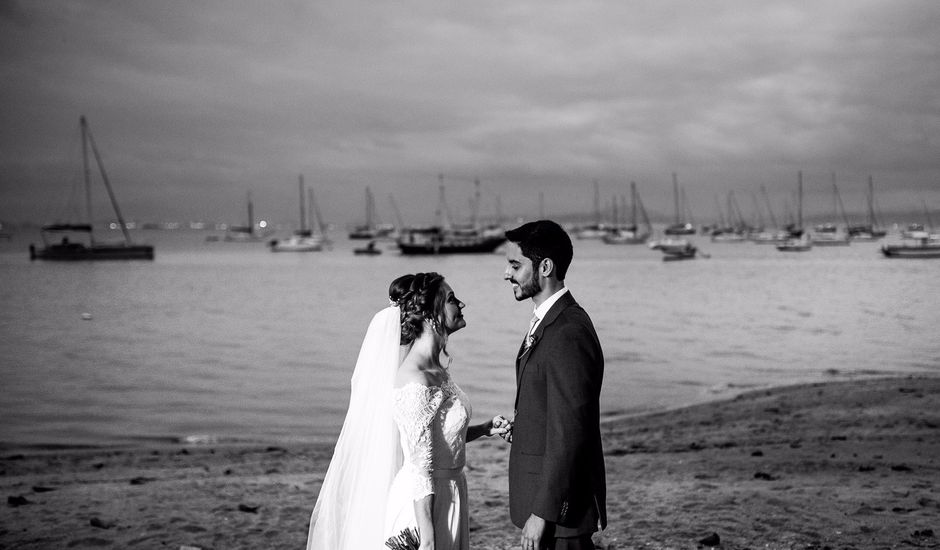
[[520, 514, 546, 549], [494, 416, 513, 443], [490, 415, 511, 439]]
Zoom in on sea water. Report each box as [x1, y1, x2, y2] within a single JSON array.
[[0, 229, 937, 450]]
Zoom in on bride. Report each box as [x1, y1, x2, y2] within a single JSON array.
[[306, 272, 508, 550]]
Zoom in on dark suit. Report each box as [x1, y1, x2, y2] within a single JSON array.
[[509, 292, 606, 547]]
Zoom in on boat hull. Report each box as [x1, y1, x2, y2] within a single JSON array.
[[398, 237, 505, 255], [397, 233, 506, 255], [881, 244, 940, 259], [30, 243, 154, 261]]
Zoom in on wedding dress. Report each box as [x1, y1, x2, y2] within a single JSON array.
[[306, 306, 472, 550], [384, 378, 471, 550]]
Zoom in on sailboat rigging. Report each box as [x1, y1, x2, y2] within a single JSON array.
[[29, 116, 154, 261]]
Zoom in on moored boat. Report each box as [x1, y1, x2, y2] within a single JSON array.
[[396, 181, 505, 255], [29, 116, 154, 261], [602, 182, 651, 245], [398, 226, 505, 255], [881, 239, 940, 259], [776, 236, 813, 252], [660, 242, 697, 261], [269, 175, 325, 252]]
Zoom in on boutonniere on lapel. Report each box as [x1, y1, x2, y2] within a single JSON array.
[[524, 333, 539, 351]]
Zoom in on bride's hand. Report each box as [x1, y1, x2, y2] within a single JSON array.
[[490, 415, 512, 441]]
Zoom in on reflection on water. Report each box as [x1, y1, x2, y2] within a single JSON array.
[[0, 229, 937, 449]]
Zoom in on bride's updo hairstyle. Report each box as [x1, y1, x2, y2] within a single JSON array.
[[389, 272, 447, 346]]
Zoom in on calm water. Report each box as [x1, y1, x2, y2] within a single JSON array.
[[1, 228, 937, 451]]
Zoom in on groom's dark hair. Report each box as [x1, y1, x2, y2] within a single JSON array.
[[505, 220, 573, 281]]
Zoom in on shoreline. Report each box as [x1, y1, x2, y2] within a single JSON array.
[[2, 371, 914, 455], [2, 375, 938, 549]]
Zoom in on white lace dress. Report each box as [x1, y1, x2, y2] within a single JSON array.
[[384, 378, 471, 550]]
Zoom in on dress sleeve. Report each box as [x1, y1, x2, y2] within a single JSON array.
[[393, 384, 445, 500]]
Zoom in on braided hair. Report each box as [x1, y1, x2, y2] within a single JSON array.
[[388, 272, 447, 346]]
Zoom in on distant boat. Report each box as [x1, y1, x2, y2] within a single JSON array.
[[29, 116, 154, 261], [223, 191, 271, 242], [353, 240, 382, 256], [396, 179, 505, 255], [808, 175, 851, 246], [603, 182, 652, 245], [776, 235, 813, 252], [900, 201, 936, 241], [777, 171, 811, 253], [269, 175, 324, 252], [649, 237, 693, 254], [349, 187, 394, 240], [663, 245, 698, 262], [848, 176, 887, 241], [881, 238, 940, 259], [575, 180, 607, 239], [664, 173, 696, 235]]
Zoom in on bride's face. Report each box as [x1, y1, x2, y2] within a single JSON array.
[[440, 282, 466, 334]]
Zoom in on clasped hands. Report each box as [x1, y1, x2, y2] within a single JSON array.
[[490, 415, 513, 443]]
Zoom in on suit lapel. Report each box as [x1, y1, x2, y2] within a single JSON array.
[[514, 292, 577, 408]]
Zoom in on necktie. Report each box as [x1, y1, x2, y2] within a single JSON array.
[[523, 314, 539, 349]]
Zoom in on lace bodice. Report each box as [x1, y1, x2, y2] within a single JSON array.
[[392, 378, 471, 500]]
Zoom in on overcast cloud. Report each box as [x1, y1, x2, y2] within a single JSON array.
[[1, 1, 938, 227]]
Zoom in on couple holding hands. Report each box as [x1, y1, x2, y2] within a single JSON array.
[[308, 220, 606, 550]]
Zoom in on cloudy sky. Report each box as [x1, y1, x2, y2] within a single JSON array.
[[1, 1, 938, 228]]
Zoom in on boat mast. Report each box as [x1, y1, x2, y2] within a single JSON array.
[[797, 170, 803, 231], [593, 179, 600, 226], [672, 172, 680, 225], [631, 182, 638, 228], [472, 178, 481, 228], [81, 116, 93, 243], [298, 175, 307, 233], [310, 188, 328, 238], [436, 174, 452, 229], [83, 116, 133, 245], [761, 185, 779, 229], [247, 191, 254, 236], [388, 194, 405, 230], [832, 173, 850, 228], [867, 176, 876, 227]]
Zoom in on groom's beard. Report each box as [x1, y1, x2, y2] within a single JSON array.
[[513, 270, 541, 301]]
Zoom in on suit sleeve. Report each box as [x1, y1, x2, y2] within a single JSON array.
[[531, 321, 601, 523]]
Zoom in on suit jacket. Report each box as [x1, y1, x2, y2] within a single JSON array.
[[509, 292, 607, 536]]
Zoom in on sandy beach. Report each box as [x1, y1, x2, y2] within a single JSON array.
[[2, 375, 938, 549]]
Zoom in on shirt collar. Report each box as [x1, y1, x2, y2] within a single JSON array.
[[533, 287, 569, 321]]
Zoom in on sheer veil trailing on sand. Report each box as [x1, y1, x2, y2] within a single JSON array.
[[306, 305, 404, 550]]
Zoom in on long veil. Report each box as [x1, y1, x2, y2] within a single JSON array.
[[307, 305, 404, 549]]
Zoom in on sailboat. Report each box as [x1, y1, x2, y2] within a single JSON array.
[[848, 176, 887, 241], [777, 171, 812, 252], [349, 187, 394, 240], [882, 200, 940, 258], [29, 116, 154, 261], [397, 176, 506, 255], [750, 185, 790, 244], [223, 191, 271, 242], [603, 182, 652, 244], [269, 174, 324, 252], [575, 180, 609, 239], [810, 174, 851, 246], [664, 173, 696, 235]]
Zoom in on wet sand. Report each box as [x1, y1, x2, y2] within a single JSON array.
[[2, 375, 938, 549]]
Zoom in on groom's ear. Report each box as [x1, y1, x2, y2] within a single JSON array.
[[540, 258, 555, 279]]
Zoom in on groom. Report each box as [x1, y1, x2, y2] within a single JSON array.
[[502, 220, 607, 550]]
